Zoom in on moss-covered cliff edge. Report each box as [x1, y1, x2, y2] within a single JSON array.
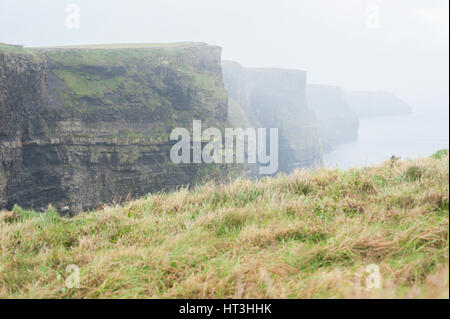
[[0, 43, 229, 213]]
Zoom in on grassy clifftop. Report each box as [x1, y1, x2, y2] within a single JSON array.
[[1, 42, 227, 129], [0, 151, 448, 298]]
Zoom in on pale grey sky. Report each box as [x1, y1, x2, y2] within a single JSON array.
[[0, 0, 448, 110]]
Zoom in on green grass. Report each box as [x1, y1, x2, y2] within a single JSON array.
[[0, 43, 32, 55], [34, 42, 207, 50], [432, 149, 449, 160], [52, 69, 124, 97], [0, 43, 42, 62], [0, 151, 448, 298]]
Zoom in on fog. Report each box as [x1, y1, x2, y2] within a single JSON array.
[[0, 0, 448, 110]]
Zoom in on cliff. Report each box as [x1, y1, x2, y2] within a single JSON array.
[[222, 61, 323, 174], [0, 42, 229, 213], [345, 91, 412, 117], [307, 84, 359, 152]]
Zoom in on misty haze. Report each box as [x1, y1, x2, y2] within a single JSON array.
[[0, 0, 448, 301]]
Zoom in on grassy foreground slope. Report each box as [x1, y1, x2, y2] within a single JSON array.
[[0, 152, 448, 298]]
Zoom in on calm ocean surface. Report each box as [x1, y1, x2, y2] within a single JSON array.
[[323, 109, 450, 170]]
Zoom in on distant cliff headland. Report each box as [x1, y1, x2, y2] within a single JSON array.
[[307, 84, 359, 153], [222, 60, 323, 173], [306, 86, 413, 153], [0, 42, 413, 213], [345, 91, 413, 117]]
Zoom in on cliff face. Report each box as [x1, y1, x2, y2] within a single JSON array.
[[307, 84, 359, 153], [0, 43, 228, 213], [345, 91, 412, 117], [222, 61, 323, 173]]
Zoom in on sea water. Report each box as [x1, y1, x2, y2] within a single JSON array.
[[324, 109, 450, 170]]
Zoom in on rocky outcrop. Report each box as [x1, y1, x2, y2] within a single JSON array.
[[0, 43, 229, 213], [222, 60, 323, 174], [345, 91, 412, 117], [307, 84, 359, 152]]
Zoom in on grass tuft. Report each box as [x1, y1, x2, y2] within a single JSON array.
[[0, 152, 448, 298]]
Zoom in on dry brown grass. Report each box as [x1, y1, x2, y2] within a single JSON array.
[[0, 151, 448, 298]]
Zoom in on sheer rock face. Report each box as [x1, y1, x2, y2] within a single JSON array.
[[222, 60, 323, 174], [345, 91, 412, 117], [307, 84, 359, 153], [0, 43, 228, 213]]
